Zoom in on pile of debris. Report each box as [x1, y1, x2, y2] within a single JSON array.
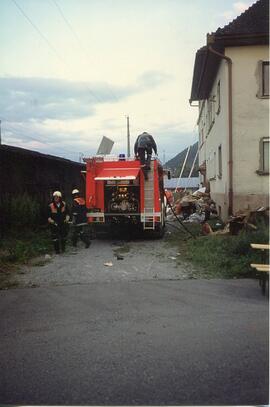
[[227, 207, 269, 235], [167, 187, 218, 225], [203, 206, 269, 236], [166, 187, 269, 236]]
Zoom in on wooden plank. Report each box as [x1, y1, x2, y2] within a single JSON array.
[[250, 263, 270, 272], [250, 243, 270, 250], [250, 263, 269, 268], [255, 268, 269, 272]]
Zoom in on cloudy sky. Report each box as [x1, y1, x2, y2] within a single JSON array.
[[0, 0, 253, 162]]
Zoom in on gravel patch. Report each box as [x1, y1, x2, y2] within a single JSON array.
[[17, 237, 197, 288]]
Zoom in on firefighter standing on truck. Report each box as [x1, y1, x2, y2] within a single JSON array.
[[71, 189, 91, 248], [48, 191, 70, 254], [134, 131, 157, 169]]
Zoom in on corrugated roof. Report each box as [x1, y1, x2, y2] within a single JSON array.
[[164, 177, 200, 189]]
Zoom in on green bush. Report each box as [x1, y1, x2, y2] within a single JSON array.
[[0, 193, 41, 230], [0, 229, 52, 268]]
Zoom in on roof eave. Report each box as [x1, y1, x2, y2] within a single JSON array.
[[212, 32, 269, 47], [190, 31, 269, 103], [190, 44, 222, 103]]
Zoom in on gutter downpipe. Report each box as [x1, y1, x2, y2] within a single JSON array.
[[208, 46, 233, 216]]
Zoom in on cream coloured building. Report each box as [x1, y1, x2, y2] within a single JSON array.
[[190, 0, 269, 220]]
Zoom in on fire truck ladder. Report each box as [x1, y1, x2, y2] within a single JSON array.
[[143, 161, 155, 230]]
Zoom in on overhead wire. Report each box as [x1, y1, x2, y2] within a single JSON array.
[[2, 120, 48, 144], [2, 119, 82, 160], [51, 0, 84, 49], [9, 0, 128, 158], [11, 0, 104, 104], [11, 0, 67, 68], [2, 116, 95, 159], [51, 0, 119, 103]]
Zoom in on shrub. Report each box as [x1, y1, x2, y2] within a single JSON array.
[[0, 193, 41, 231], [0, 229, 52, 268]]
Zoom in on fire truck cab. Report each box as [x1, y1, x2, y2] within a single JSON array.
[[84, 155, 166, 236]]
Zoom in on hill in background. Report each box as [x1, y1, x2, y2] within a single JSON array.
[[164, 141, 199, 178]]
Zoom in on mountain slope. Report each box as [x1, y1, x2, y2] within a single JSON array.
[[165, 141, 199, 177]]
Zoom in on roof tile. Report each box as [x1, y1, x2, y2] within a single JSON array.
[[215, 0, 269, 36]]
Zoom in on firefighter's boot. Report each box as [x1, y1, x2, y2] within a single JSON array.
[[53, 239, 60, 254], [61, 239, 66, 253], [72, 240, 77, 248], [81, 232, 91, 248], [143, 167, 148, 180], [72, 230, 78, 247]]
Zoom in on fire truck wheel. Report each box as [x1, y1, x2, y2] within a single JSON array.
[[153, 223, 165, 238], [153, 201, 165, 238]]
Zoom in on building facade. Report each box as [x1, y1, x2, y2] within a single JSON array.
[[190, 0, 269, 220]]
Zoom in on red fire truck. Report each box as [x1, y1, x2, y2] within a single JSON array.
[[83, 155, 166, 236]]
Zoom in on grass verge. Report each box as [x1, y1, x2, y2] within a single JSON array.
[[165, 222, 269, 278], [0, 228, 52, 289]]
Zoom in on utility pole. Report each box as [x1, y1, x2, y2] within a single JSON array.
[[163, 150, 165, 166], [126, 115, 130, 157], [0, 119, 2, 145]]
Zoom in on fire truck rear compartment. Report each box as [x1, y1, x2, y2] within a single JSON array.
[[104, 183, 140, 216]]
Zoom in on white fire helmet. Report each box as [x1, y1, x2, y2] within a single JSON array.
[[53, 191, 62, 198], [72, 189, 80, 195]]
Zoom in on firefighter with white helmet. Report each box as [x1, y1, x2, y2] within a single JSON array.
[[71, 188, 91, 248], [48, 190, 70, 254]]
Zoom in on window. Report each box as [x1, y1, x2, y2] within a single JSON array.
[[200, 128, 204, 146], [202, 107, 205, 127], [257, 61, 269, 98], [218, 145, 222, 178], [205, 109, 208, 132], [212, 96, 216, 119], [258, 138, 269, 174], [208, 100, 212, 127], [207, 98, 215, 133], [216, 81, 221, 114], [208, 150, 216, 180], [262, 62, 269, 97], [262, 138, 269, 172]]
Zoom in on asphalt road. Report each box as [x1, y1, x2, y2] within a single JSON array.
[[0, 277, 268, 405]]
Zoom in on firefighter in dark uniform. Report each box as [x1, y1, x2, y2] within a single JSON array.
[[134, 131, 157, 179], [71, 189, 91, 248], [48, 191, 70, 254]]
